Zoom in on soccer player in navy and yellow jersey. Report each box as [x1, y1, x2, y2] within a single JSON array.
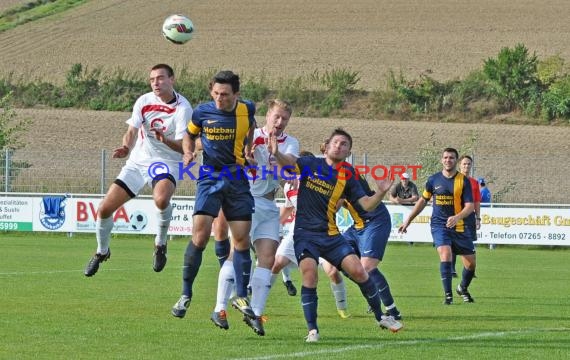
[[268, 128, 399, 342], [343, 174, 403, 323], [172, 70, 257, 320], [399, 147, 476, 305]]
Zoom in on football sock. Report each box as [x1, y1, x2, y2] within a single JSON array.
[[181, 242, 204, 298], [250, 267, 272, 316], [281, 266, 292, 282], [233, 247, 252, 298], [301, 286, 319, 332], [214, 260, 235, 312], [357, 278, 383, 321], [451, 253, 457, 273], [96, 216, 114, 254], [214, 238, 231, 267], [368, 268, 395, 308], [440, 261, 453, 295], [461, 267, 476, 289], [330, 277, 348, 310], [155, 203, 172, 246], [270, 273, 278, 287]]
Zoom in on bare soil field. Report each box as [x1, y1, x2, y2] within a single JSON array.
[[1, 0, 569, 88], [0, 0, 28, 13], [2, 0, 570, 203]]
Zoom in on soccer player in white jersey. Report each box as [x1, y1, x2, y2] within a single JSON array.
[[84, 64, 192, 277], [210, 99, 299, 335]]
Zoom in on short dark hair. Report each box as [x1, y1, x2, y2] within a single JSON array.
[[151, 64, 174, 77], [442, 147, 458, 159], [327, 128, 353, 150], [458, 154, 473, 162], [299, 150, 314, 157], [210, 70, 240, 93]]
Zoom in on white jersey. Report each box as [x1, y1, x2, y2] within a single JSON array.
[[126, 91, 192, 167], [281, 180, 299, 238], [249, 128, 299, 197]]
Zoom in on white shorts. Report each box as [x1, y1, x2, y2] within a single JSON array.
[[275, 231, 297, 265], [250, 196, 280, 243], [117, 161, 179, 196]]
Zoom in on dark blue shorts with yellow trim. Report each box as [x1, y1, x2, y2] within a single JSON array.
[[293, 228, 356, 268], [193, 171, 254, 221], [343, 216, 391, 261], [431, 227, 475, 255]]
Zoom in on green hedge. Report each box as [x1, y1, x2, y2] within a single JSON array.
[[1, 44, 569, 122]]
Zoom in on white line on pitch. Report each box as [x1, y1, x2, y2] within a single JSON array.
[[0, 264, 220, 276], [0, 268, 133, 275], [235, 328, 570, 360]]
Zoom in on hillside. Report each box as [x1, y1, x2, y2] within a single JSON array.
[[1, 0, 570, 203], [1, 0, 569, 88]]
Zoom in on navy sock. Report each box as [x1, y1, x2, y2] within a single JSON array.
[[233, 247, 252, 297], [358, 277, 383, 321], [440, 261, 453, 295], [301, 286, 318, 331], [461, 267, 476, 289], [368, 268, 395, 308], [214, 238, 230, 267], [451, 253, 457, 273], [182, 242, 205, 298]]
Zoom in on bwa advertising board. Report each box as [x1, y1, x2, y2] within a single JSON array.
[[2, 195, 569, 246]]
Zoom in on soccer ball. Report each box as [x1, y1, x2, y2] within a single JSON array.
[[129, 210, 148, 231], [162, 14, 194, 45]]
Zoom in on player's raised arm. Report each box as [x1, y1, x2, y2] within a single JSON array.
[[356, 172, 394, 212], [113, 125, 138, 158], [398, 197, 428, 233], [182, 132, 196, 166], [267, 131, 297, 168], [151, 127, 183, 154]]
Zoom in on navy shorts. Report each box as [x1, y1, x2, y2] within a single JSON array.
[[293, 228, 356, 268], [431, 227, 476, 255], [193, 171, 254, 221], [343, 216, 391, 261]]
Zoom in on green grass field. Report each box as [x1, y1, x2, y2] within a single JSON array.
[[1, 233, 569, 359]]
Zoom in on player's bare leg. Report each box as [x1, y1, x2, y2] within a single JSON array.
[[84, 184, 131, 277], [228, 220, 255, 318], [151, 178, 175, 272], [172, 214, 213, 318]]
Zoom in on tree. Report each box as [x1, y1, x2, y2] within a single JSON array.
[[415, 131, 515, 203], [1, 92, 33, 191]]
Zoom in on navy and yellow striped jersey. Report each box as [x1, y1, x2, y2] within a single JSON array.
[[344, 175, 390, 230], [294, 157, 366, 235], [422, 171, 473, 232], [187, 100, 256, 169]]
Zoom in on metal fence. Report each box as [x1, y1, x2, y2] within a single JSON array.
[[1, 148, 567, 204]]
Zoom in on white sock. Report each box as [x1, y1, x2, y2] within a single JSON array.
[[249, 258, 258, 284], [96, 216, 114, 254], [330, 278, 348, 311], [215, 260, 235, 312], [155, 204, 172, 246], [250, 267, 272, 316], [270, 273, 278, 287], [281, 267, 292, 282]]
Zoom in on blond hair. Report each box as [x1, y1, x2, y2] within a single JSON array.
[[267, 99, 293, 115]]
